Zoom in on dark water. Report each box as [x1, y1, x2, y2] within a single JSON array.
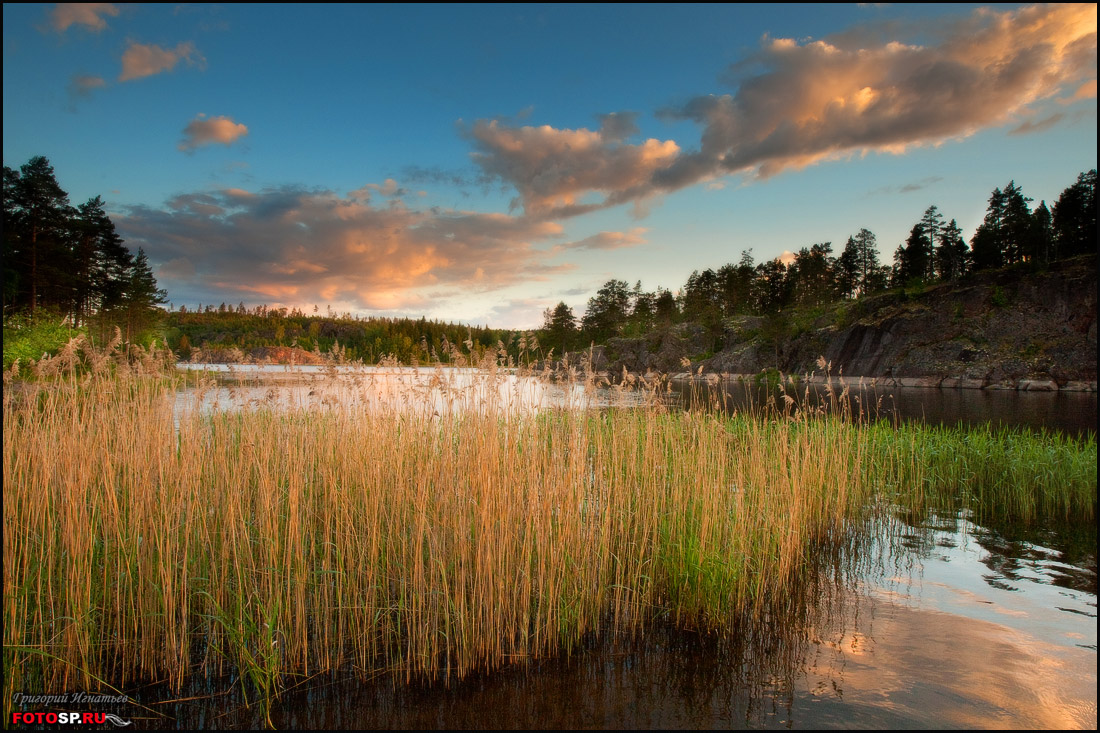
[[32, 511, 1095, 730], [671, 378, 1098, 436]]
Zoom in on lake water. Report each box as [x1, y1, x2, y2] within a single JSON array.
[[670, 376, 1098, 436], [80, 365, 1095, 728], [175, 363, 1097, 433]]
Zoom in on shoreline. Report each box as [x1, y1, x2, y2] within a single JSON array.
[[668, 371, 1098, 393]]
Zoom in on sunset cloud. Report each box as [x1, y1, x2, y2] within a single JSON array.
[[49, 3, 118, 33], [116, 186, 574, 314], [119, 41, 203, 82], [467, 119, 679, 216], [559, 228, 648, 251], [656, 3, 1097, 183], [472, 4, 1096, 217], [178, 114, 249, 152]]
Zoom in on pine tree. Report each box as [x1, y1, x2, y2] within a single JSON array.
[[918, 206, 945, 280], [541, 301, 577, 355], [1052, 170, 1097, 259], [892, 224, 931, 287], [835, 237, 859, 299], [124, 248, 168, 343], [852, 228, 883, 295], [6, 157, 73, 315], [581, 280, 631, 342], [934, 219, 968, 281]]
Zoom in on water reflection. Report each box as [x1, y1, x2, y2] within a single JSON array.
[[174, 364, 658, 420], [670, 377, 1098, 436], [59, 510, 1094, 729], [175, 364, 1097, 435]]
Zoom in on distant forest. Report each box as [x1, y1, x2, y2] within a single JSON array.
[[3, 155, 1095, 365], [542, 169, 1097, 356]]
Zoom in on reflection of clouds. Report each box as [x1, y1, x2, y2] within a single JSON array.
[[814, 594, 1097, 730]]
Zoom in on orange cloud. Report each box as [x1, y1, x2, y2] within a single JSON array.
[[178, 115, 249, 152], [49, 3, 118, 33], [116, 186, 575, 315], [559, 228, 648, 251], [119, 41, 203, 82], [658, 3, 1097, 184], [468, 119, 679, 215], [473, 4, 1095, 215]]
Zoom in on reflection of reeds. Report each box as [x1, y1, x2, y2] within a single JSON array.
[[3, 341, 1095, 721]]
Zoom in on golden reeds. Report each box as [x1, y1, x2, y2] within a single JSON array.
[[3, 339, 1095, 718]]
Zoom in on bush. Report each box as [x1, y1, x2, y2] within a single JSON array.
[[2, 313, 84, 371]]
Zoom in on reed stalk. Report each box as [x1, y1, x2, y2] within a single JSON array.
[[3, 339, 1095, 720]]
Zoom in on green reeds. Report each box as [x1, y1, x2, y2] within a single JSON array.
[[3, 345, 1095, 721]]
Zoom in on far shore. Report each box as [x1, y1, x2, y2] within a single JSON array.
[[668, 371, 1098, 392]]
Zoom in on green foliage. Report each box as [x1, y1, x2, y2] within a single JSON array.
[[2, 312, 84, 370], [167, 308, 535, 365], [991, 285, 1009, 308]]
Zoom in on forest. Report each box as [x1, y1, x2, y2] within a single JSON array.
[[3, 156, 166, 347], [2, 155, 1095, 368], [543, 170, 1097, 357]]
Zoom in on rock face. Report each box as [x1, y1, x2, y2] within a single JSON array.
[[614, 256, 1097, 386], [606, 324, 709, 374], [812, 257, 1097, 384]]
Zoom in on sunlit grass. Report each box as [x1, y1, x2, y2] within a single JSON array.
[[3, 338, 1095, 722]]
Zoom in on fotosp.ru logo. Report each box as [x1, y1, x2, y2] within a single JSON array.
[[10, 712, 132, 726]]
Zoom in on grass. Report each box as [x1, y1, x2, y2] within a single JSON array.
[[3, 338, 1096, 723]]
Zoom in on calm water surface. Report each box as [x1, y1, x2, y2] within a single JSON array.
[[88, 365, 1093, 728]]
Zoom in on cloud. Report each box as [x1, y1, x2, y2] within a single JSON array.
[[1065, 79, 1097, 102], [558, 227, 648, 251], [356, 178, 408, 198], [67, 74, 107, 108], [596, 111, 640, 141], [1008, 113, 1066, 136], [868, 176, 944, 196], [470, 4, 1095, 218], [657, 4, 1096, 184], [119, 41, 203, 82], [49, 3, 118, 33], [466, 119, 679, 216], [402, 165, 479, 188], [115, 185, 575, 314], [178, 114, 249, 152]]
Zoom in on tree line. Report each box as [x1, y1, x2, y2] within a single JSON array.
[[3, 156, 167, 343], [167, 306, 536, 365], [544, 170, 1097, 354]]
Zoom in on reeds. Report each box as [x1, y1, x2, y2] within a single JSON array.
[[4, 341, 1095, 719]]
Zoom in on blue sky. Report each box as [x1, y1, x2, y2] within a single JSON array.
[[3, 3, 1096, 327]]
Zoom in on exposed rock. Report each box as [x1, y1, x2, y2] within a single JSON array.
[[606, 324, 708, 376], [695, 255, 1096, 385]]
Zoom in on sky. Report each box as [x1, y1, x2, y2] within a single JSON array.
[[3, 3, 1097, 329]]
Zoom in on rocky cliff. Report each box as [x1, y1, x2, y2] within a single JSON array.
[[607, 255, 1097, 388]]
